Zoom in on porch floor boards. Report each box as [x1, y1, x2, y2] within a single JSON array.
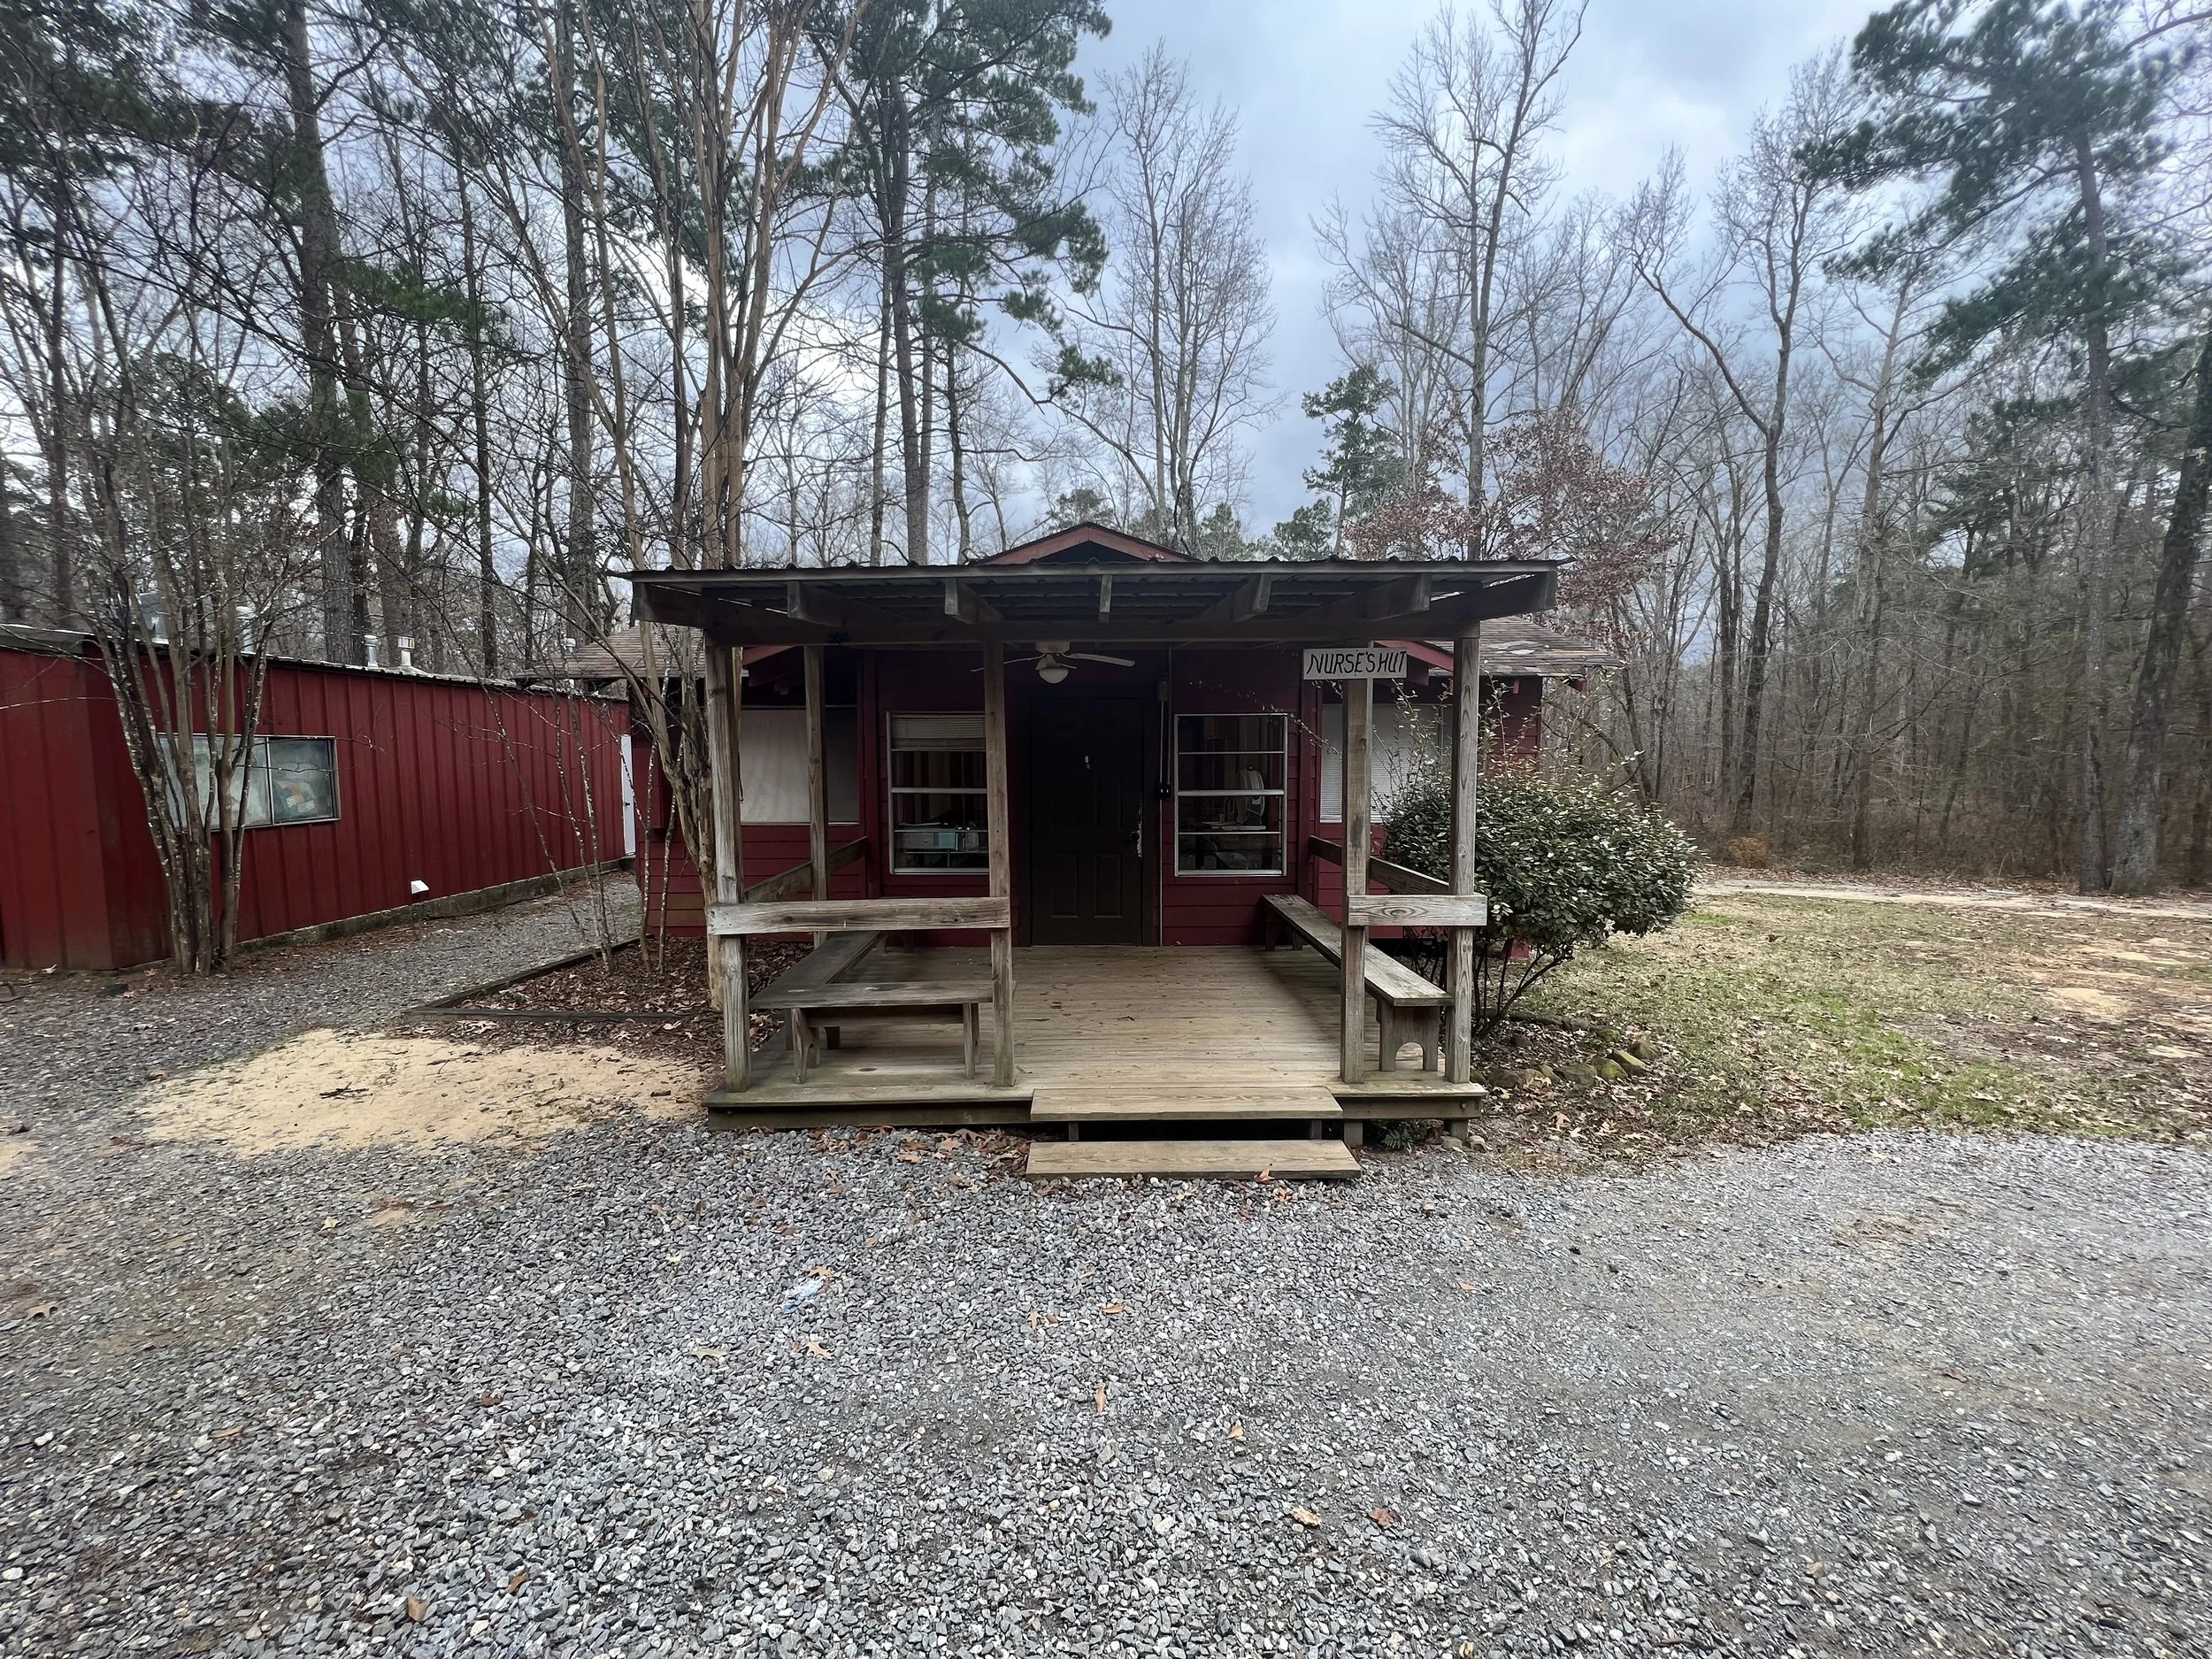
[[705, 946, 1486, 1128]]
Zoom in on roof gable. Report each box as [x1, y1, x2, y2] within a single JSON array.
[[979, 522, 1192, 565]]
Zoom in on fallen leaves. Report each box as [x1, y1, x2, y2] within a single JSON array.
[[1227, 1421, 1244, 1441], [1368, 1507, 1398, 1528], [793, 1335, 830, 1358], [1288, 1506, 1322, 1528], [403, 1596, 426, 1623], [506, 1571, 527, 1594], [1094, 1386, 1109, 1415], [1102, 1302, 1125, 1315]]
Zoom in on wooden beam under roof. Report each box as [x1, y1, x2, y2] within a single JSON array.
[[943, 577, 1002, 626], [634, 564, 1555, 647], [1185, 572, 1272, 628]]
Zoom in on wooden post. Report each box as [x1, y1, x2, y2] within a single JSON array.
[[983, 639, 1015, 1087], [1447, 624, 1482, 1083], [702, 641, 749, 1092], [803, 644, 830, 939], [1340, 674, 1372, 1084]]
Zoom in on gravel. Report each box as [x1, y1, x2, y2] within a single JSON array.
[[3, 898, 2208, 1659], [0, 885, 639, 1119]]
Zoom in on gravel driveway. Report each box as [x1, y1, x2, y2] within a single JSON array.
[[2, 898, 2207, 1659]]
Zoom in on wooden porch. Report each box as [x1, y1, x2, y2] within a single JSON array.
[[629, 549, 1558, 1181], [704, 944, 1488, 1176]]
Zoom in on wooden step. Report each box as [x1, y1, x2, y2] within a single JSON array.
[[1024, 1138, 1360, 1182], [1029, 1085, 1342, 1123]]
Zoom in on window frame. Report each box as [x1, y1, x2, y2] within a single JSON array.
[[161, 733, 342, 831], [1172, 710, 1288, 878], [885, 710, 991, 876]]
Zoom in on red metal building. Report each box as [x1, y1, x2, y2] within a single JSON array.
[[1, 627, 631, 971]]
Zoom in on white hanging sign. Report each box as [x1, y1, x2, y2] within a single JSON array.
[[1302, 645, 1408, 681]]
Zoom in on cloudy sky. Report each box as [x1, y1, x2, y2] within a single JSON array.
[[1064, 0, 1878, 531]]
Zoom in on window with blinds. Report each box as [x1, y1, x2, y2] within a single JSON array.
[[887, 713, 989, 872]]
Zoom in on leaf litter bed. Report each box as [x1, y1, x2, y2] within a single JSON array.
[[403, 933, 805, 1068]]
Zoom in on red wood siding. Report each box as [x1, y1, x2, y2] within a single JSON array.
[[628, 653, 1553, 948], [0, 641, 627, 971]]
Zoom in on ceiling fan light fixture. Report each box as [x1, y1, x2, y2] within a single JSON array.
[[1035, 654, 1071, 685]]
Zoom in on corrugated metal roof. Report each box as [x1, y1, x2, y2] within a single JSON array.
[[622, 556, 1559, 648]]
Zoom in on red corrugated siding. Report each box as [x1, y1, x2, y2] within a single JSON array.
[[1, 648, 108, 969], [0, 641, 627, 970]]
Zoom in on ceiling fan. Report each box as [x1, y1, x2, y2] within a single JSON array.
[[994, 640, 1138, 684]]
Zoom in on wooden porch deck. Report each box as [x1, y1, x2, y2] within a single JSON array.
[[703, 946, 1487, 1144]]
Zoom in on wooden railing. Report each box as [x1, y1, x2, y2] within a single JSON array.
[[740, 836, 869, 905], [709, 895, 1009, 937], [1307, 834, 1448, 896]]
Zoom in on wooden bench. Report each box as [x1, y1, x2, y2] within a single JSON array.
[[759, 979, 994, 1082], [753, 935, 989, 1083], [1261, 894, 1450, 1072], [753, 932, 878, 1073]]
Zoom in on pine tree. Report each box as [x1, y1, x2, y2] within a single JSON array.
[[1811, 0, 2184, 889]]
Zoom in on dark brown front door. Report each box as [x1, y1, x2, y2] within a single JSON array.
[[1025, 696, 1149, 945]]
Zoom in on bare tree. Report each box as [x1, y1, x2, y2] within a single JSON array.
[[1055, 44, 1276, 549], [1623, 50, 1860, 831], [1369, 0, 1583, 529]]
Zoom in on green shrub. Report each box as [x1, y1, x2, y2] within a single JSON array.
[[1385, 764, 1695, 1036]]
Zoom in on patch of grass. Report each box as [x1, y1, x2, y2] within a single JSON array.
[[1481, 892, 2211, 1161]]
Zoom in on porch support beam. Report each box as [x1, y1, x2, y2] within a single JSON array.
[[1447, 625, 1482, 1084], [983, 639, 1016, 1087], [945, 578, 1002, 627], [703, 641, 749, 1092], [1340, 675, 1372, 1085], [780, 582, 919, 640], [804, 644, 830, 944], [1186, 571, 1271, 628]]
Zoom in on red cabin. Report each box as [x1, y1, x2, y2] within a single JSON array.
[[618, 526, 1601, 1171]]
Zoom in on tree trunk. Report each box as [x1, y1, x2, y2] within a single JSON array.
[[556, 0, 597, 627], [0, 471, 20, 624], [945, 338, 973, 561], [44, 165, 74, 627], [879, 76, 927, 566], [280, 0, 355, 662], [871, 257, 892, 565], [2074, 136, 2117, 891], [2110, 332, 2212, 892], [461, 173, 497, 673], [1733, 323, 1797, 835], [2185, 622, 2212, 886]]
